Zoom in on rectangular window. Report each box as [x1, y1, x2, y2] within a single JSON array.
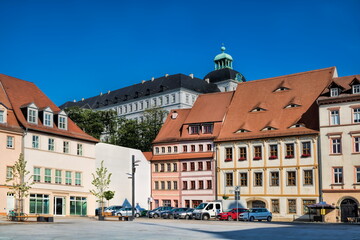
[[304, 170, 313, 185], [6, 136, 14, 148], [75, 172, 81, 186], [55, 170, 62, 184], [167, 181, 171, 190], [270, 171, 279, 186], [66, 171, 72, 185], [59, 116, 67, 130], [161, 147, 165, 153], [269, 144, 278, 159], [190, 162, 195, 171], [334, 167, 343, 184], [206, 161, 212, 170], [174, 146, 178, 153], [173, 181, 178, 190], [354, 108, 360, 123], [330, 88, 339, 97], [44, 168, 51, 183], [167, 163, 171, 172], [287, 171, 296, 186], [161, 181, 165, 190], [172, 94, 176, 103], [165, 95, 169, 104], [355, 137, 360, 153], [207, 144, 212, 151], [225, 147, 233, 161], [189, 125, 200, 134], [155, 147, 159, 154], [0, 110, 4, 123], [29, 194, 49, 214], [254, 172, 262, 186], [353, 85, 360, 94], [331, 138, 341, 154], [168, 146, 171, 153], [32, 135, 39, 149], [44, 113, 52, 127], [191, 181, 196, 189], [203, 124, 213, 134], [155, 181, 159, 190], [288, 199, 297, 214], [285, 143, 295, 158], [163, 200, 171, 207], [239, 147, 247, 160], [199, 144, 204, 152], [70, 196, 87, 216], [154, 164, 159, 172], [6, 166, 13, 180], [182, 162, 187, 171], [356, 167, 360, 184], [271, 199, 280, 214], [303, 200, 316, 214], [33, 167, 41, 182], [191, 145, 196, 152], [226, 172, 233, 187], [160, 163, 165, 172], [28, 109, 37, 123], [48, 138, 55, 151], [330, 110, 340, 125], [198, 162, 203, 171], [240, 172, 247, 186], [173, 163, 177, 172], [198, 180, 204, 189], [207, 180, 212, 189], [77, 144, 83, 156], [183, 181, 188, 190], [183, 145, 188, 152], [302, 142, 311, 157], [63, 141, 69, 153], [254, 146, 262, 160]]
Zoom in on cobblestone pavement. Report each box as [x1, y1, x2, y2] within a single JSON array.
[[0, 216, 359, 240]]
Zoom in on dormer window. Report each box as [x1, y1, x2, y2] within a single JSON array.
[[261, 126, 277, 131], [285, 103, 301, 109], [57, 110, 68, 130], [189, 125, 200, 135], [330, 88, 340, 97], [42, 107, 54, 127], [251, 107, 266, 112], [236, 129, 250, 133], [353, 84, 360, 94], [274, 87, 289, 92], [202, 124, 213, 134], [27, 105, 38, 124], [289, 123, 305, 128], [0, 110, 4, 123]]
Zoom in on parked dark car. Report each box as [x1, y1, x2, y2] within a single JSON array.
[[162, 208, 189, 219], [147, 206, 173, 218], [178, 208, 195, 220], [95, 207, 107, 216]]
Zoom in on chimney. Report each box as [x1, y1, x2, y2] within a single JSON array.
[[171, 111, 178, 119], [108, 90, 111, 94], [142, 80, 145, 84], [151, 77, 155, 81], [100, 92, 103, 96], [189, 73, 194, 79], [205, 78, 210, 83]]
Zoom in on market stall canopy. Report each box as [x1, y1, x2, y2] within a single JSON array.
[[307, 202, 335, 209]]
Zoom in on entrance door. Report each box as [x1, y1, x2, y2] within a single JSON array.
[[6, 193, 15, 213], [54, 197, 65, 215], [340, 199, 358, 222]]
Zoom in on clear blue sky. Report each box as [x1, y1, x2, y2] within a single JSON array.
[[1, 0, 359, 105]]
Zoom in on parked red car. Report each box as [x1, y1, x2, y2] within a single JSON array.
[[217, 208, 248, 221]]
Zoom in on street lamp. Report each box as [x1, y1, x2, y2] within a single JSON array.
[[129, 155, 140, 221]]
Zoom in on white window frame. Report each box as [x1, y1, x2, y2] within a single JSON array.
[[354, 108, 360, 123], [44, 112, 53, 127], [75, 172, 81, 186], [6, 166, 13, 180], [55, 170, 62, 184], [63, 141, 69, 154], [355, 167, 360, 184], [354, 137, 360, 153], [28, 108, 38, 124], [0, 109, 4, 123], [333, 167, 343, 184], [44, 168, 51, 183], [77, 143, 83, 156], [32, 135, 39, 149], [353, 84, 360, 94], [48, 138, 55, 151], [331, 138, 341, 154], [6, 136, 14, 148], [330, 88, 339, 97], [58, 115, 68, 130], [330, 110, 340, 125]]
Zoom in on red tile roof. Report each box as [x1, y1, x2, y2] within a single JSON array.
[[0, 74, 98, 142], [153, 91, 234, 144], [142, 152, 153, 161], [216, 67, 336, 142]]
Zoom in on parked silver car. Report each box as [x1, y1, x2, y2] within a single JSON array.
[[238, 208, 272, 222], [178, 208, 195, 220], [104, 205, 123, 215], [114, 207, 140, 217]]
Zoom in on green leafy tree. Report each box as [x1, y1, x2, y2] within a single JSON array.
[[7, 153, 33, 215], [90, 161, 112, 213], [103, 190, 115, 207]]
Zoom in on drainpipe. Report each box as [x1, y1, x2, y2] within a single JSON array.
[[214, 144, 218, 201], [20, 128, 28, 214], [317, 136, 323, 203]]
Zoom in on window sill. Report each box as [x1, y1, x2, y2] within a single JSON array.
[[329, 153, 342, 156], [330, 183, 344, 186]]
